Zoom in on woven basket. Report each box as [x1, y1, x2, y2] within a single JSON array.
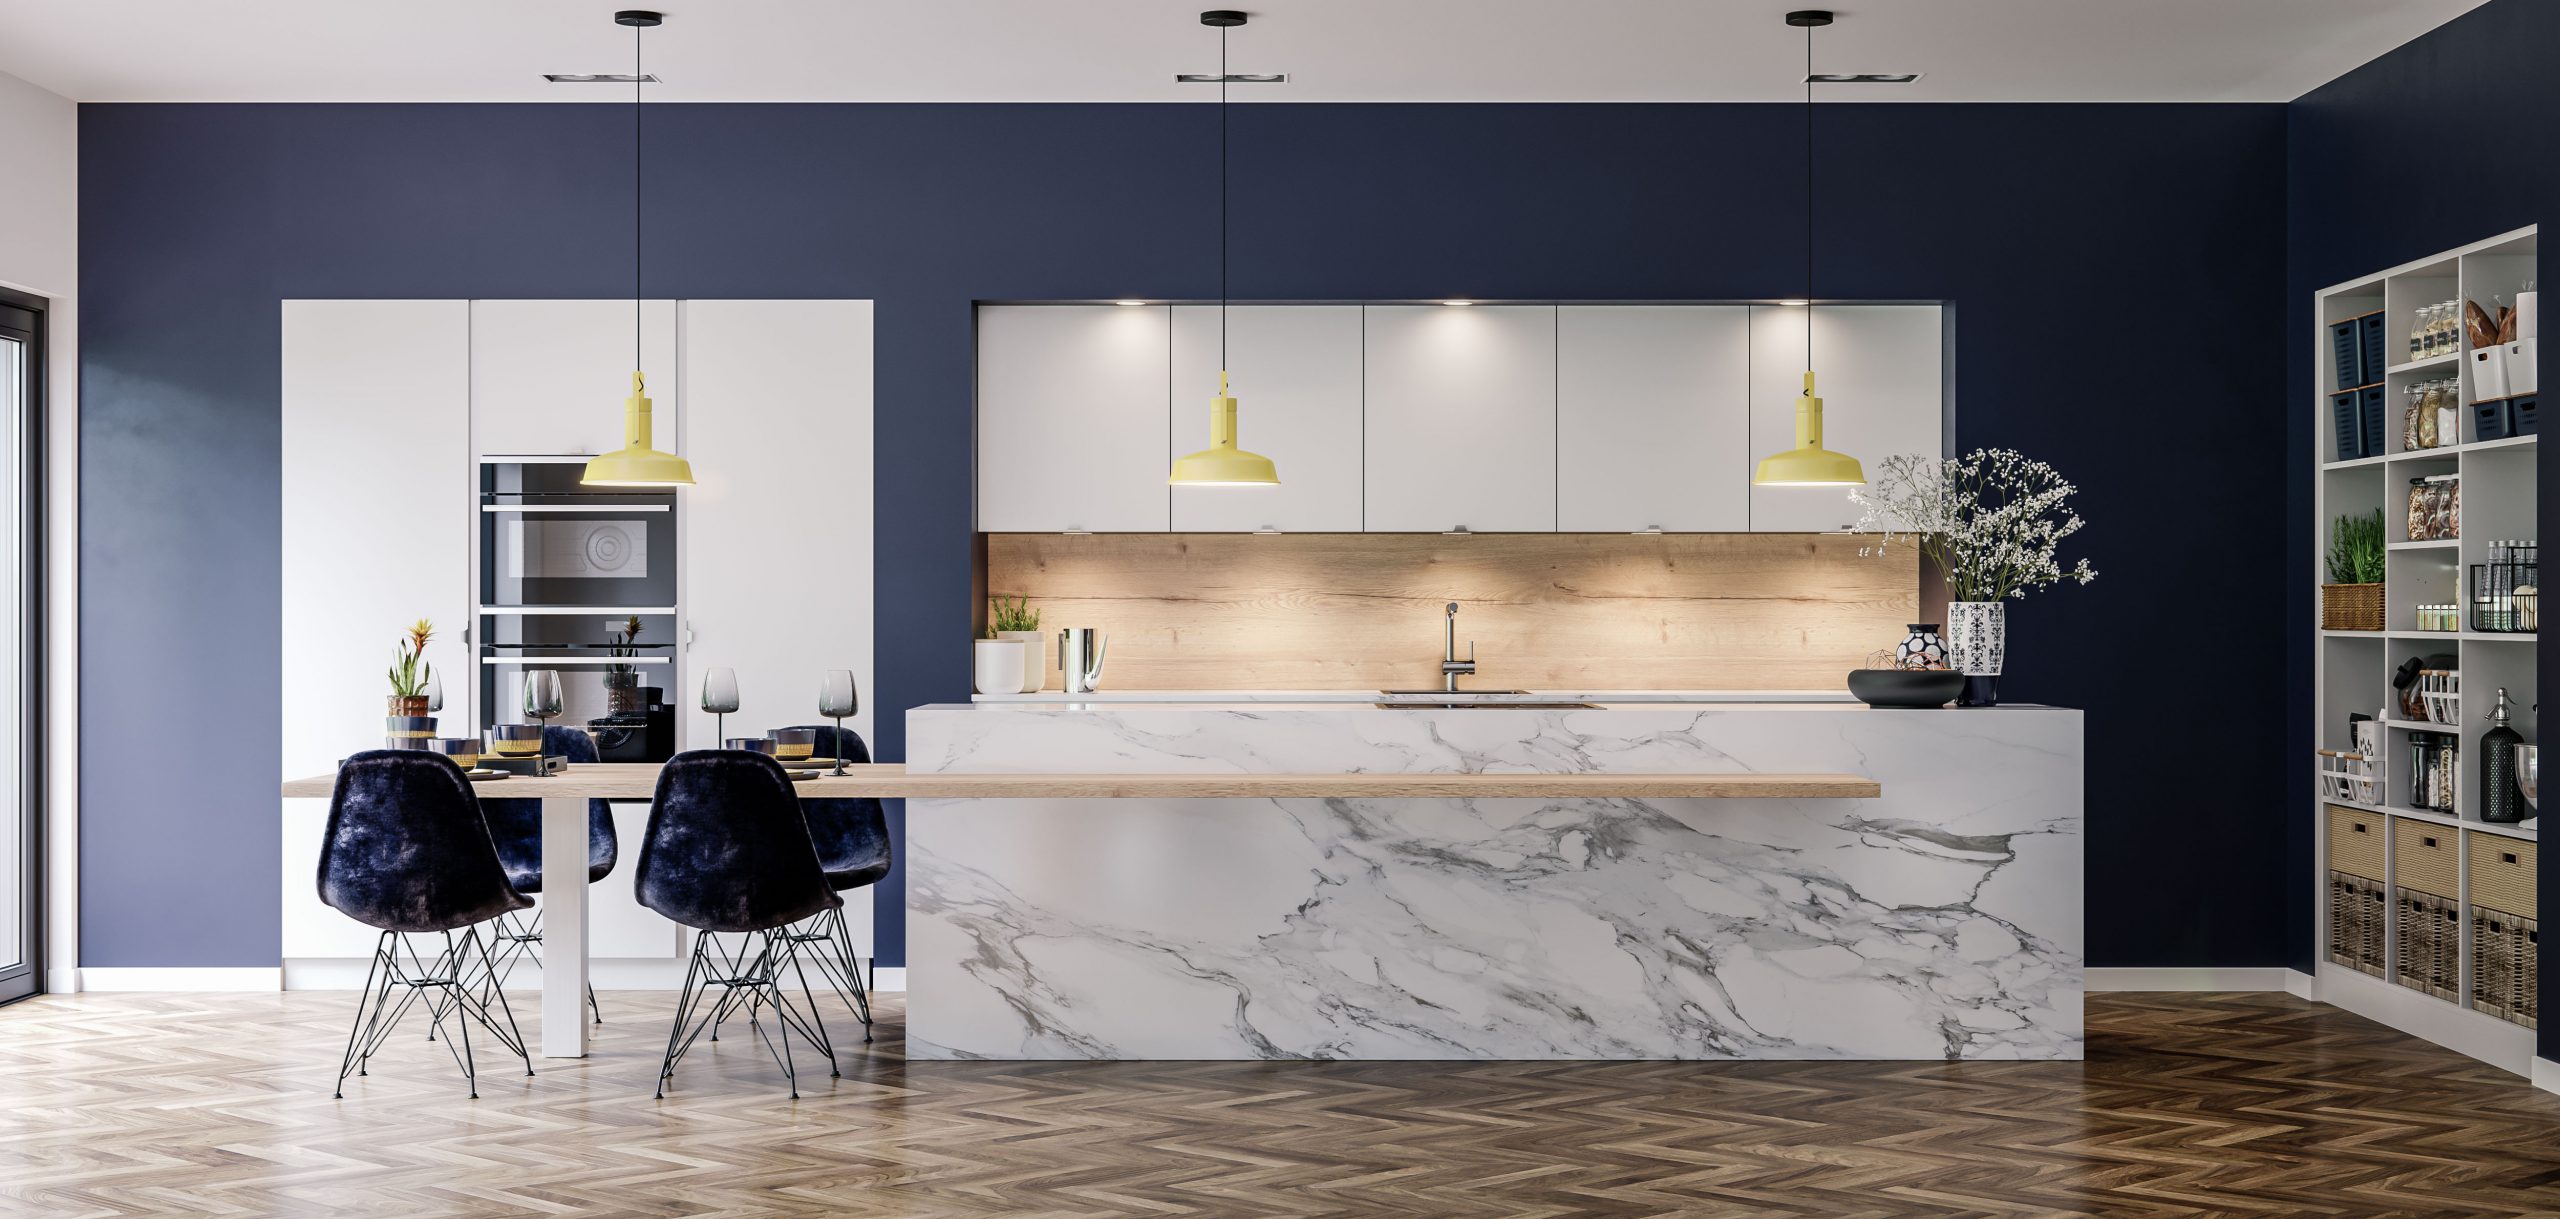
[[2322, 582, 2385, 631]]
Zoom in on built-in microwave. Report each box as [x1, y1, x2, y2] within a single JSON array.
[[475, 458, 681, 760]]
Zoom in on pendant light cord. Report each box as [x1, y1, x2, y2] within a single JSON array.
[[1219, 23, 1229, 372], [1803, 20, 1813, 377], [634, 19, 644, 375]]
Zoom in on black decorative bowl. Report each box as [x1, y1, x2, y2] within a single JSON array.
[[1847, 668, 1965, 709]]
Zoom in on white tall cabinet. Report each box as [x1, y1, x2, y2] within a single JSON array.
[[280, 299, 474, 960], [279, 298, 878, 983], [1363, 305, 1560, 533], [1170, 305, 1365, 532], [1747, 305, 1946, 533], [1557, 306, 1751, 532]]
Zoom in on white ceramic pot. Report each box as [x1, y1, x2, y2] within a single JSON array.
[[996, 630, 1046, 692], [973, 639, 1028, 696]]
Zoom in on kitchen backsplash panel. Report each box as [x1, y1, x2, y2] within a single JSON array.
[[983, 533, 1917, 691]]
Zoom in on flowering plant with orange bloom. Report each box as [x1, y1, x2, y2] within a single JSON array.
[[388, 618, 435, 698]]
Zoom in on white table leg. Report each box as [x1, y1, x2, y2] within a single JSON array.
[[540, 794, 590, 1058]]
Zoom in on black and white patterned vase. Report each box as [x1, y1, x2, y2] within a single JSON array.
[[1894, 624, 1949, 670], [1946, 601, 2006, 707]]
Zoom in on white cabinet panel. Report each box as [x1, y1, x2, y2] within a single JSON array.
[[679, 300, 876, 753], [1747, 305, 1945, 533], [280, 801, 387, 959], [1556, 306, 1750, 532], [1363, 305, 1557, 532], [282, 299, 473, 775], [471, 299, 677, 458], [1170, 305, 1364, 532], [977, 305, 1170, 533]]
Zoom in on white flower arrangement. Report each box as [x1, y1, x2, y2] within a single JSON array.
[[1849, 449, 2097, 603]]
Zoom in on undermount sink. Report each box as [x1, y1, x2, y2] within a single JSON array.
[[1374, 690, 1600, 710]]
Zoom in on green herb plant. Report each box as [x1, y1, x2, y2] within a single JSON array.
[[987, 596, 1041, 637], [2326, 509, 2386, 585]]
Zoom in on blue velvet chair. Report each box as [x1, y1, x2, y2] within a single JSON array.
[[635, 750, 844, 1098], [317, 750, 535, 1099], [771, 723, 891, 1040], [473, 726, 617, 1022]]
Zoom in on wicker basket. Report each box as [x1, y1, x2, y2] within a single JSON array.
[[2322, 582, 2385, 631], [2393, 826, 2462, 1001], [2468, 835, 2538, 1028], [2325, 806, 2388, 977]]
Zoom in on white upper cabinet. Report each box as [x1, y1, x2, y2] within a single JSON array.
[[678, 300, 876, 754], [1170, 305, 1364, 532], [977, 305, 1171, 533], [1747, 305, 1945, 533], [1556, 306, 1751, 532], [1362, 305, 1558, 533], [471, 299, 678, 458]]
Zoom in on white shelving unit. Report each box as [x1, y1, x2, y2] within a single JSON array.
[[2313, 226, 2540, 1074]]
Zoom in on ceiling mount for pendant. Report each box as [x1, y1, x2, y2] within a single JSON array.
[[1785, 10, 1834, 27], [582, 7, 693, 488]]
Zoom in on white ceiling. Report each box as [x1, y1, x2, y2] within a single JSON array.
[[0, 0, 2488, 104]]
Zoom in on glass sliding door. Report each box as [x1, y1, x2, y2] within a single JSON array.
[[0, 294, 37, 1005]]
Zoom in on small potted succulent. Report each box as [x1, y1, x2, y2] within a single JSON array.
[[387, 618, 435, 717], [988, 596, 1045, 693]]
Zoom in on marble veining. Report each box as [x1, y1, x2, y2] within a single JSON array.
[[906, 703, 2082, 1061]]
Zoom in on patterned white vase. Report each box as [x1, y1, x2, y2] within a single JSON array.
[[1946, 601, 2006, 707]]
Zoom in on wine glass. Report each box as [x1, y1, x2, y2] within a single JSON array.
[[522, 670, 565, 776], [818, 669, 859, 775], [702, 666, 740, 743]]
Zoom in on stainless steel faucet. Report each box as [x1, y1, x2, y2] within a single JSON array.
[[1441, 602, 1477, 692]]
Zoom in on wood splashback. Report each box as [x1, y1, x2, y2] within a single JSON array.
[[983, 533, 1917, 691]]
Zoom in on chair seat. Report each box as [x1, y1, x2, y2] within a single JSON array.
[[824, 858, 891, 892], [479, 726, 619, 895]]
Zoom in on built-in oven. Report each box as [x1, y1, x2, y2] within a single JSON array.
[[477, 459, 680, 761]]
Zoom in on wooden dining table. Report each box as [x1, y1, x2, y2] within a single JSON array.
[[281, 760, 1878, 1057]]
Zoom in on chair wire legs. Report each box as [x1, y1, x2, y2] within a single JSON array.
[[717, 905, 873, 1043], [333, 928, 533, 1099], [475, 907, 604, 1024], [655, 929, 838, 1099]]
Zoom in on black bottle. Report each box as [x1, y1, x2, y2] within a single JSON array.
[[2480, 687, 2528, 824]]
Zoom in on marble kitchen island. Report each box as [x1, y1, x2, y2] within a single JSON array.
[[904, 700, 2082, 1061]]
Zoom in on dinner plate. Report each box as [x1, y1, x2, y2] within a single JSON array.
[[465, 771, 512, 782]]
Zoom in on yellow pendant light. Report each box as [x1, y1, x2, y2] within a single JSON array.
[[1753, 10, 1864, 489], [1169, 10, 1278, 489], [582, 10, 694, 489], [583, 371, 695, 486]]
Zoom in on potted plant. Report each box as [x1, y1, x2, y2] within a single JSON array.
[[1851, 449, 2098, 707], [604, 615, 646, 713], [2323, 509, 2386, 632], [988, 596, 1045, 693], [387, 618, 435, 717]]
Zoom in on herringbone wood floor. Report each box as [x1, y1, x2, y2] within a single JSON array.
[[1, 990, 2556, 1217]]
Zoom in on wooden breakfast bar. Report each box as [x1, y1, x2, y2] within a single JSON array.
[[281, 760, 1880, 1058]]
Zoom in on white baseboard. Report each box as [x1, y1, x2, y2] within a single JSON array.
[[872, 966, 906, 993], [44, 967, 79, 994], [74, 967, 282, 992], [2284, 968, 2318, 1000], [2313, 963, 2536, 1077], [2086, 967, 2290, 992], [2535, 1057, 2560, 1097]]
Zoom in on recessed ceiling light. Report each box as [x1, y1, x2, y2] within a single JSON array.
[[1115, 300, 1147, 307], [1442, 300, 1475, 307], [1176, 73, 1288, 83], [1777, 299, 1810, 306], [1804, 73, 1921, 84], [545, 73, 660, 83]]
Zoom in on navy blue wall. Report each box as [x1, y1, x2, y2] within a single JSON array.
[[2287, 0, 2558, 1060], [80, 101, 2289, 970]]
